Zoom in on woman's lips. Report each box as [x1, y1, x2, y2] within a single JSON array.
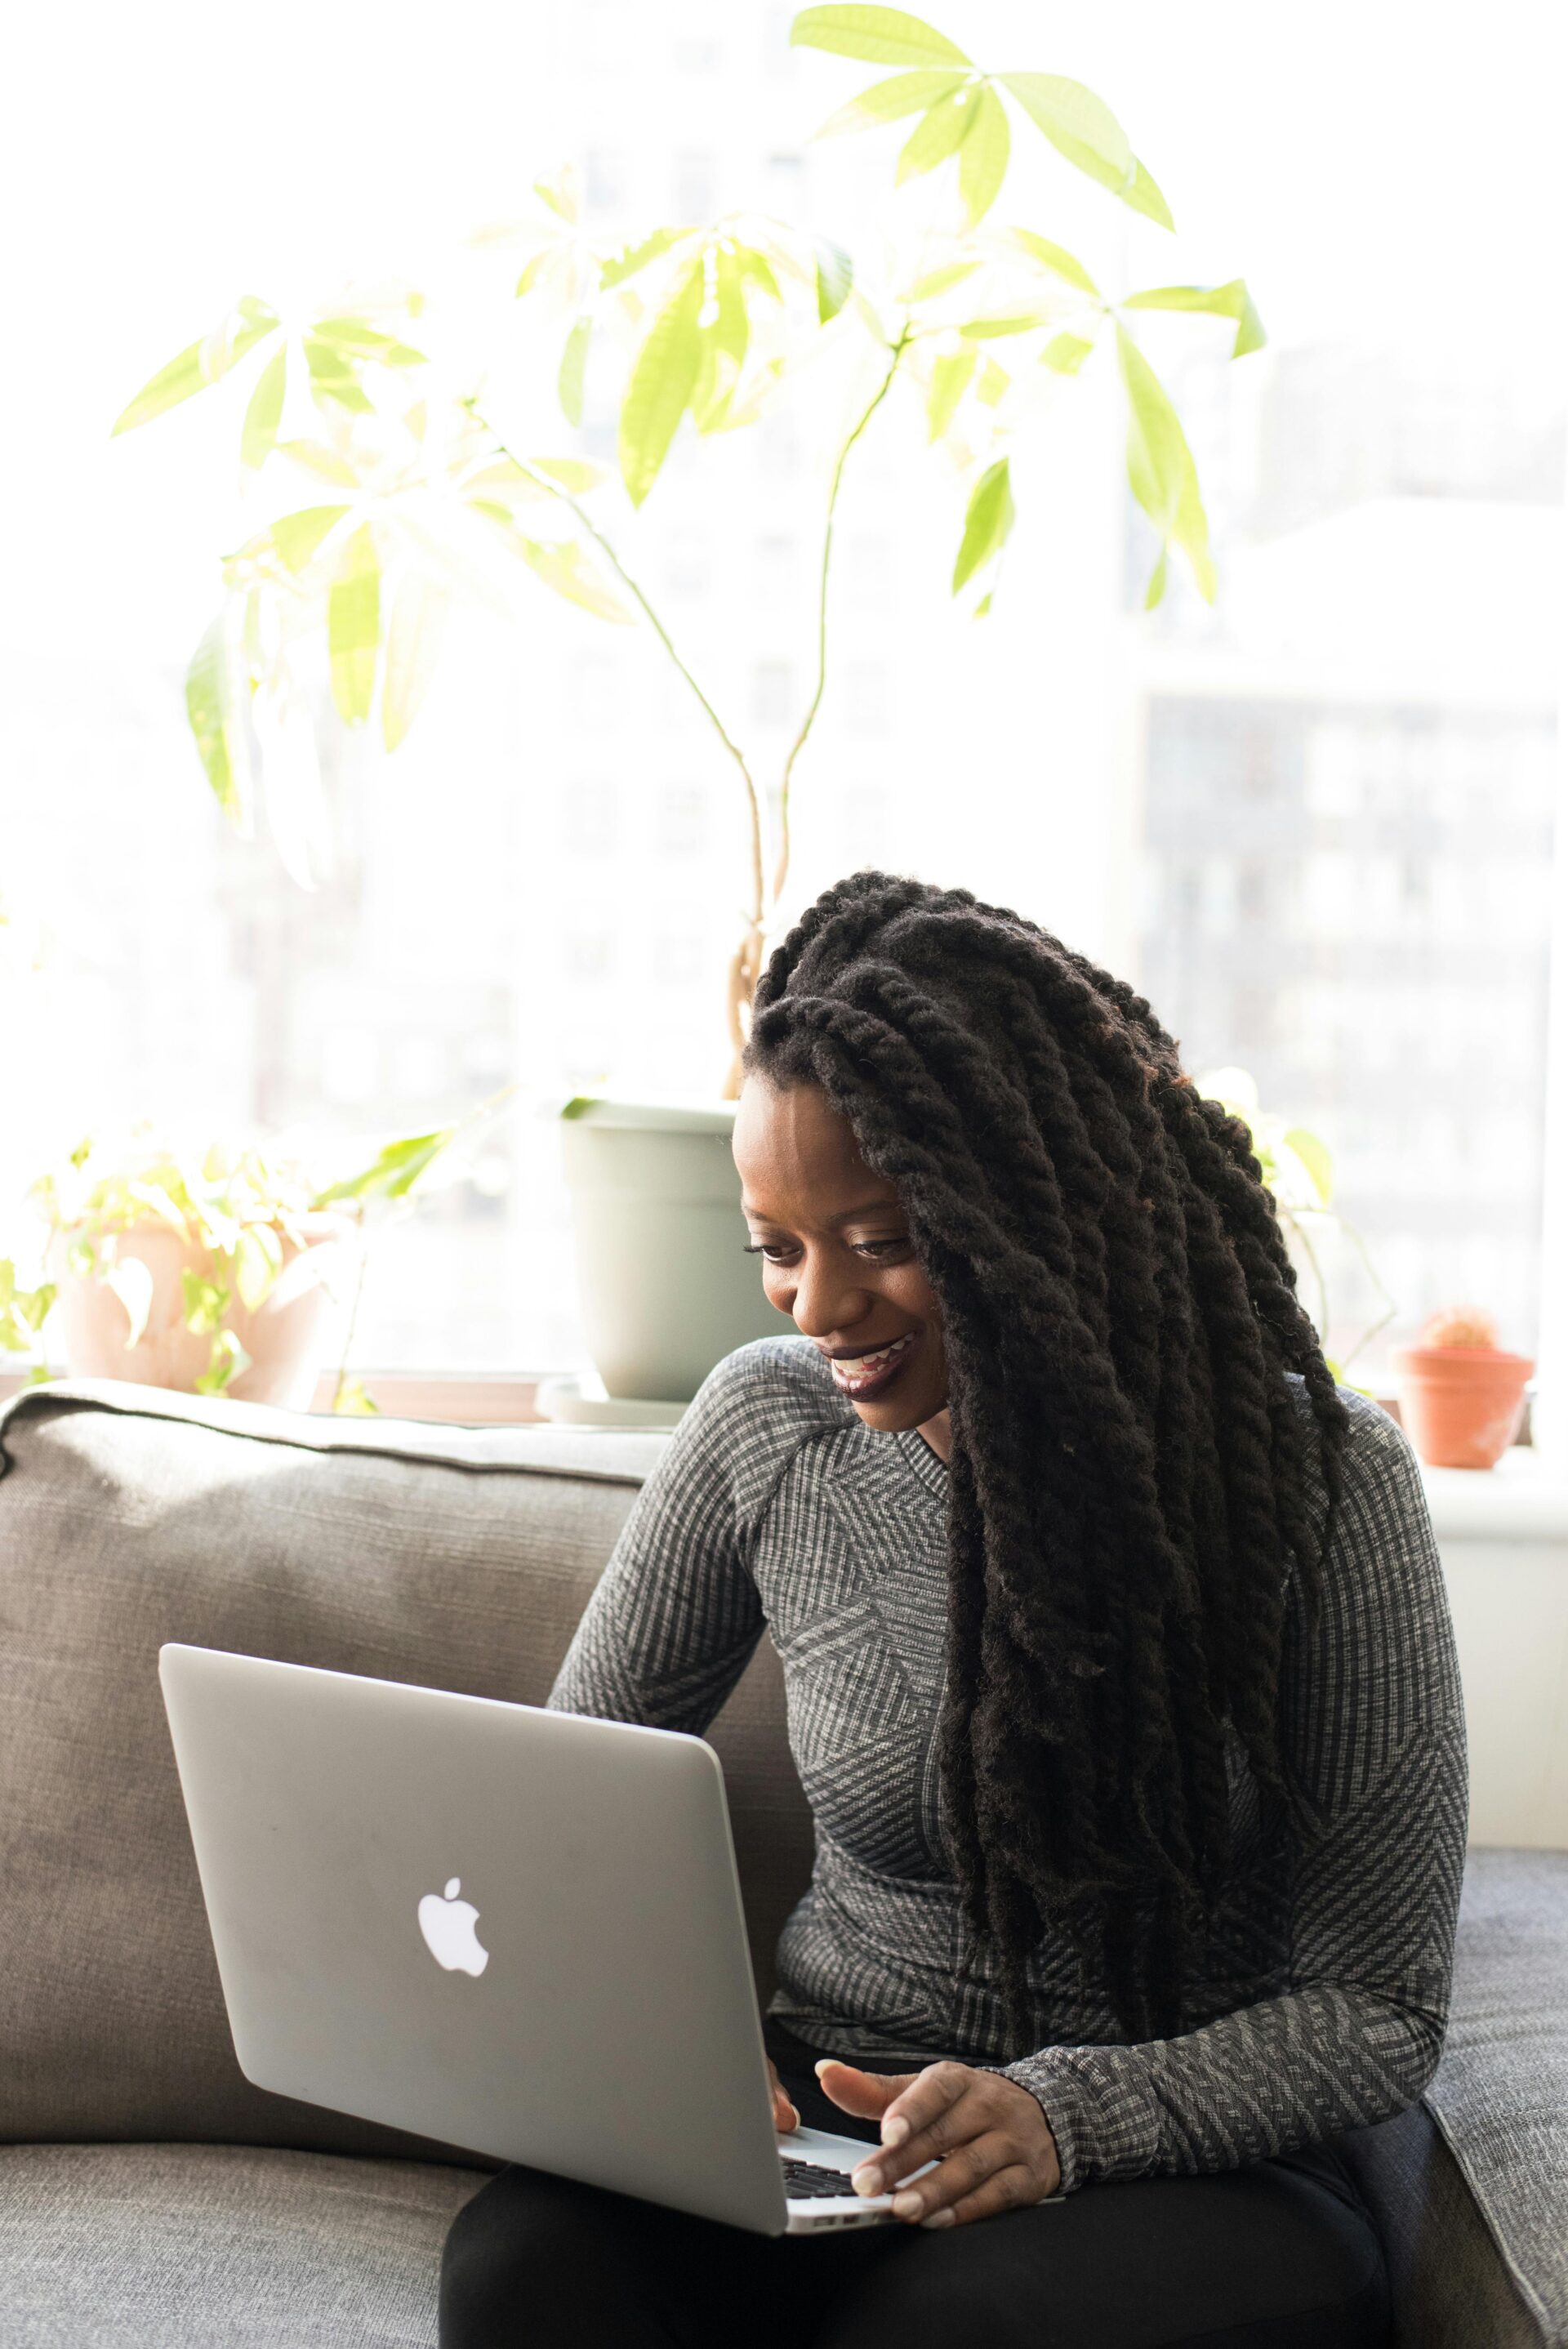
[[827, 1329, 920, 1400]]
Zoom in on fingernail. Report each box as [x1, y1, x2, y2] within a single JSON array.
[[920, 2208, 956, 2231], [891, 2191, 923, 2221], [851, 2164, 880, 2196], [813, 2060, 832, 2078], [880, 2115, 910, 2148]]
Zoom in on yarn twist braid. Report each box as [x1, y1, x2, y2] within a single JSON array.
[[743, 870, 1349, 2047]]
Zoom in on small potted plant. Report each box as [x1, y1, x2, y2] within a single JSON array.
[[1392, 1307, 1534, 1470], [3, 1104, 496, 1412]]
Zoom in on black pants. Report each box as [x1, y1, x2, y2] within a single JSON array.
[[439, 2027, 1391, 2349]]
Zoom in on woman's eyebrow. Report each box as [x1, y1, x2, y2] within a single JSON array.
[[826, 1200, 904, 1224]]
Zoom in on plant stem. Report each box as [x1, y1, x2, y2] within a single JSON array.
[[466, 405, 769, 1094], [772, 327, 910, 908], [465, 406, 768, 961], [332, 1224, 371, 1413]]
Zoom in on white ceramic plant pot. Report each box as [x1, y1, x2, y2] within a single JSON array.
[[559, 1099, 785, 1403], [47, 1211, 356, 1410]]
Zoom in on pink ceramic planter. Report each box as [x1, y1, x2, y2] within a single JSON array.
[[46, 1211, 356, 1410]]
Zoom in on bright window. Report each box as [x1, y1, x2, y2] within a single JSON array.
[[2, 0, 1561, 1388]]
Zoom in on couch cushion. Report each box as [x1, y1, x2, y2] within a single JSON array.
[[1423, 1847, 1568, 2346], [1342, 2102, 1544, 2349], [0, 2142, 483, 2347], [0, 1380, 814, 2157]]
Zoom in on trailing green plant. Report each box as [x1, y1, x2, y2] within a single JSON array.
[[1196, 1066, 1396, 1382], [114, 3, 1263, 1093], [2, 1098, 510, 1407]]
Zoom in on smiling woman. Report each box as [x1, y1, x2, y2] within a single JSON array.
[[735, 1081, 952, 1446], [441, 867, 1463, 2348]]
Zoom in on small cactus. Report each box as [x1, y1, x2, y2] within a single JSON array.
[[1418, 1304, 1499, 1351]]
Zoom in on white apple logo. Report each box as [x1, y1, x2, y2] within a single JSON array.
[[417, 1877, 490, 1977]]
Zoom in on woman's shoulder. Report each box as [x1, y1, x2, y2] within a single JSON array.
[[1282, 1371, 1425, 1508], [690, 1333, 850, 1437], [671, 1336, 857, 1513]]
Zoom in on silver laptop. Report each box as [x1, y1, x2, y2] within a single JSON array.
[[158, 1643, 906, 2235]]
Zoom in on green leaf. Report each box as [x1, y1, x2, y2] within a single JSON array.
[[791, 6, 970, 66], [1000, 72, 1132, 189], [234, 1221, 283, 1313], [381, 572, 450, 752], [102, 1258, 155, 1350], [925, 345, 977, 439], [533, 165, 580, 224], [996, 227, 1099, 296], [1143, 543, 1169, 609], [599, 226, 691, 291], [195, 1329, 249, 1396], [1122, 279, 1265, 358], [618, 263, 704, 506], [185, 617, 243, 819], [906, 258, 982, 301], [815, 238, 854, 322], [1283, 1127, 1334, 1206], [1125, 158, 1175, 230], [813, 67, 967, 135], [312, 1127, 457, 1208], [558, 314, 592, 425], [303, 335, 374, 413], [331, 1372, 381, 1415], [180, 1269, 229, 1336], [327, 524, 381, 724], [530, 455, 608, 493], [975, 356, 1009, 405], [516, 537, 635, 624], [956, 311, 1056, 339], [951, 454, 1014, 592], [1041, 331, 1094, 374], [270, 504, 351, 573], [896, 87, 977, 183], [958, 83, 1009, 226], [112, 299, 278, 434], [1116, 325, 1215, 601], [310, 317, 426, 366], [277, 438, 359, 485], [239, 344, 287, 470], [514, 247, 555, 299]]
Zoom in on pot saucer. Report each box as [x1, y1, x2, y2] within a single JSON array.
[[533, 1371, 685, 1431]]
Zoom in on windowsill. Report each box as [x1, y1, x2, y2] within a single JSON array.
[[3, 1368, 1566, 1536], [1420, 1445, 1568, 1543]]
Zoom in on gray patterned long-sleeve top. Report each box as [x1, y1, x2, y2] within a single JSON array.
[[548, 1335, 1468, 2193]]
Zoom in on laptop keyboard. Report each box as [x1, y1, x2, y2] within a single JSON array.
[[781, 2156, 860, 2200]]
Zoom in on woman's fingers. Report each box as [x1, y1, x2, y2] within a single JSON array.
[[848, 2062, 970, 2187], [813, 2059, 918, 2123], [766, 2059, 799, 2133], [921, 2162, 1043, 2230]]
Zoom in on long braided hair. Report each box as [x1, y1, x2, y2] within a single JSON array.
[[742, 869, 1349, 2048]]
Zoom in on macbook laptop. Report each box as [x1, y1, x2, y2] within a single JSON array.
[[158, 1643, 910, 2235]]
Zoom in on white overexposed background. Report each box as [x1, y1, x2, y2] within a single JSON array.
[[1, 0, 1563, 1392]]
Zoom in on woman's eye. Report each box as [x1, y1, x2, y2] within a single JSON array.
[[742, 1238, 907, 1263]]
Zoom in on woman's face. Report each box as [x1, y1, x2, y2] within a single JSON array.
[[733, 1076, 949, 1437]]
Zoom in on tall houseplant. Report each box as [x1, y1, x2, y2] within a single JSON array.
[[114, 5, 1264, 1403]]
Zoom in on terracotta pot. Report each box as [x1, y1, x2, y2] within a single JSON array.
[[1391, 1344, 1534, 1470], [47, 1211, 357, 1410]]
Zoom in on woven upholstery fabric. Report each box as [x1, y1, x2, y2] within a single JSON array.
[[0, 1379, 814, 2155], [0, 2142, 483, 2347], [1421, 1848, 1568, 2345], [1342, 2103, 1544, 2349]]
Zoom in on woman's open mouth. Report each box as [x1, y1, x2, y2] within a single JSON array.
[[827, 1330, 920, 1401]]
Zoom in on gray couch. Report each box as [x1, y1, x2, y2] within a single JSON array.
[[0, 1380, 1563, 2347]]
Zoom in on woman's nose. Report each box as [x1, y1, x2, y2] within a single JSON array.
[[786, 1253, 874, 1340]]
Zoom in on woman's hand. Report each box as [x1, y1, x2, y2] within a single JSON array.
[[768, 2059, 800, 2134], [817, 2058, 1060, 2228]]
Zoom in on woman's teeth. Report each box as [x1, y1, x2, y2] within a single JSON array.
[[832, 1332, 916, 1382]]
